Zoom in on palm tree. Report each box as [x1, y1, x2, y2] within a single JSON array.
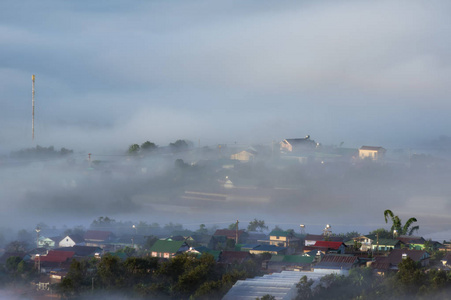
[[384, 210, 419, 236]]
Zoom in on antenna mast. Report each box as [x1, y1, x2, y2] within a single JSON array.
[[32, 74, 35, 142]]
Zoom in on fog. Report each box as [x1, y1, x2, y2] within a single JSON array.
[[1, 1, 451, 243]]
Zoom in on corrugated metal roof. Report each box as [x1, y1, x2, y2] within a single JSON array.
[[223, 270, 340, 300], [314, 241, 345, 249], [314, 254, 357, 270], [149, 240, 187, 254]]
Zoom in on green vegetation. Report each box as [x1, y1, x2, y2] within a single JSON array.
[[247, 219, 268, 232], [54, 252, 263, 299], [11, 145, 73, 158], [384, 209, 419, 236]]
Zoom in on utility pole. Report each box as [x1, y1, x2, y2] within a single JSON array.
[[32, 75, 35, 142], [235, 220, 239, 243], [35, 226, 41, 248]]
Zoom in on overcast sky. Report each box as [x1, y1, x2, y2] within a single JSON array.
[[1, 0, 451, 153]]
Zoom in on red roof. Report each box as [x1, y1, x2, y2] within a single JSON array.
[[314, 241, 345, 249], [84, 230, 114, 241], [36, 250, 75, 263]]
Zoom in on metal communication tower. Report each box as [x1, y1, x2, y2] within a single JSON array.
[[32, 75, 35, 141]]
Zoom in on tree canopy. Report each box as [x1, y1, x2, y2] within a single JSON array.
[[384, 210, 419, 236]]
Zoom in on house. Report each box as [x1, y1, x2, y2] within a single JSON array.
[[84, 230, 116, 248], [186, 246, 221, 261], [372, 249, 430, 273], [38, 236, 59, 249], [441, 252, 451, 268], [314, 254, 359, 275], [59, 235, 85, 247], [149, 240, 189, 259], [353, 235, 403, 251], [269, 230, 300, 248], [54, 246, 101, 258], [359, 146, 386, 160], [35, 250, 75, 273], [249, 245, 287, 255], [280, 136, 318, 153], [304, 234, 343, 246], [267, 255, 314, 272], [372, 239, 403, 252], [219, 251, 252, 265], [396, 235, 425, 250], [303, 241, 346, 255], [213, 229, 247, 243], [230, 150, 256, 162]]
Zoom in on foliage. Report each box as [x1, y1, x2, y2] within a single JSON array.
[[296, 275, 314, 299], [247, 219, 268, 232], [169, 139, 192, 152], [384, 209, 419, 236], [196, 224, 208, 235], [90, 216, 116, 229], [11, 145, 73, 159], [141, 141, 157, 151], [128, 144, 140, 154], [368, 228, 393, 239]]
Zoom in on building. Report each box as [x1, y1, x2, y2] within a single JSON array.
[[149, 240, 189, 259], [59, 235, 85, 248], [359, 146, 386, 160], [230, 150, 256, 162], [269, 230, 300, 247], [314, 254, 359, 275], [280, 136, 318, 153]]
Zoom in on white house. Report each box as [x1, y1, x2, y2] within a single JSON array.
[[59, 235, 85, 247]]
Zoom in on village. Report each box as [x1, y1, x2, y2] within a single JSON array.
[[1, 136, 451, 299]]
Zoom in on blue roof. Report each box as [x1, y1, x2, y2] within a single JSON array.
[[252, 245, 287, 252]]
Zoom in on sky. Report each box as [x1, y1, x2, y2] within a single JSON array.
[[1, 0, 451, 153]]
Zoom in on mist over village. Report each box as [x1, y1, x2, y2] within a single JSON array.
[[2, 0, 451, 299]]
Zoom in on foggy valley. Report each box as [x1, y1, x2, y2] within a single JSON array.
[[2, 0, 451, 299]]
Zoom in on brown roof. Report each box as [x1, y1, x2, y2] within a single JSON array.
[[396, 236, 425, 245], [214, 229, 245, 240], [219, 251, 251, 264], [305, 234, 344, 242], [315, 254, 358, 270], [442, 252, 451, 263], [387, 249, 428, 265], [372, 256, 391, 270], [84, 230, 114, 242]]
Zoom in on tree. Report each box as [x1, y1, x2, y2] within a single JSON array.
[[368, 228, 393, 239], [296, 275, 314, 299], [196, 224, 208, 235], [247, 219, 268, 232], [128, 144, 140, 154], [141, 141, 157, 152], [256, 295, 276, 300], [384, 209, 419, 236], [169, 139, 191, 152]]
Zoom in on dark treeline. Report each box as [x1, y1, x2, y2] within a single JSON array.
[[295, 258, 451, 300], [1, 252, 264, 300]]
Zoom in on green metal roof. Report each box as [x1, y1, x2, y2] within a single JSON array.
[[193, 246, 221, 261], [150, 240, 186, 253], [375, 239, 400, 246], [270, 255, 314, 264]]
